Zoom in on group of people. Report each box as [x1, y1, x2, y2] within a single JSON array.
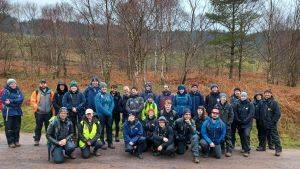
[[1, 77, 283, 164]]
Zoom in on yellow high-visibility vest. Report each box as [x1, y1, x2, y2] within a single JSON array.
[[79, 120, 99, 148]]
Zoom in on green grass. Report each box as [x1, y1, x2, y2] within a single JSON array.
[[1, 105, 299, 148]]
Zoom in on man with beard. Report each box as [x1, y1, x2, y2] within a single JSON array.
[[189, 83, 204, 117], [205, 84, 220, 116], [110, 84, 122, 142], [126, 87, 144, 118]]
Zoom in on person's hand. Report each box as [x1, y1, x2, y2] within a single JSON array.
[[129, 142, 134, 146], [163, 137, 168, 142], [158, 145, 163, 151], [185, 119, 191, 124], [5, 99, 10, 105], [87, 141, 91, 146], [72, 107, 77, 113], [210, 143, 215, 148], [58, 139, 67, 146]]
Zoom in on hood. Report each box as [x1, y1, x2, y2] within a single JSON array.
[[5, 85, 20, 93], [90, 76, 100, 85], [56, 82, 68, 94]]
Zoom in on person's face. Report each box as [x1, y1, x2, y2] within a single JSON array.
[[40, 82, 47, 89], [220, 96, 226, 102], [212, 87, 218, 93], [235, 90, 241, 97], [146, 86, 151, 91], [256, 95, 262, 100], [70, 86, 77, 92], [148, 97, 154, 103], [92, 80, 99, 87], [148, 111, 154, 118], [264, 92, 272, 99], [86, 113, 93, 120], [211, 111, 219, 119], [60, 111, 68, 121], [159, 121, 166, 128], [101, 87, 107, 93], [197, 108, 203, 117], [128, 115, 135, 122], [184, 113, 191, 120], [131, 89, 137, 95], [179, 89, 184, 94], [165, 103, 172, 111], [9, 83, 17, 89], [163, 85, 169, 91], [191, 86, 198, 92], [112, 87, 117, 93], [59, 84, 65, 91], [241, 95, 247, 101], [123, 86, 130, 95]]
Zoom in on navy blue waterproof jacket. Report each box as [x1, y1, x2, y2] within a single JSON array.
[[205, 92, 220, 115], [172, 92, 192, 117], [258, 97, 281, 129], [201, 117, 226, 145], [234, 99, 254, 128], [123, 120, 144, 144], [1, 85, 24, 117], [189, 91, 204, 116], [62, 90, 86, 117], [83, 85, 100, 111], [141, 90, 156, 101]]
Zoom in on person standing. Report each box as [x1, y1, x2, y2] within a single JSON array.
[[110, 84, 122, 142], [30, 79, 55, 146], [53, 81, 68, 115], [173, 85, 192, 117], [156, 84, 174, 111], [120, 86, 131, 123], [235, 92, 254, 157], [140, 82, 156, 101], [230, 87, 241, 149], [95, 82, 115, 149], [189, 83, 204, 117], [205, 84, 220, 116], [83, 76, 100, 112], [126, 87, 144, 118], [1, 79, 24, 148]]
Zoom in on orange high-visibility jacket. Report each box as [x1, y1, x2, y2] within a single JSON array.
[[30, 89, 55, 115]]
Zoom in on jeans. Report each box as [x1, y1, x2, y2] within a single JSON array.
[[4, 116, 21, 145], [34, 113, 51, 141], [200, 139, 222, 159], [238, 127, 252, 153], [81, 140, 102, 159]]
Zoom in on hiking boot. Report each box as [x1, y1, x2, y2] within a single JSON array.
[[269, 146, 275, 150], [34, 141, 39, 146], [225, 152, 232, 157], [275, 150, 282, 157], [240, 149, 245, 153], [115, 137, 120, 142], [243, 152, 250, 157], [15, 142, 21, 147], [101, 144, 107, 150], [256, 147, 266, 152], [193, 157, 200, 163], [108, 144, 115, 149], [94, 149, 101, 156], [8, 144, 16, 148], [153, 152, 160, 157], [136, 154, 143, 159], [69, 152, 76, 159]]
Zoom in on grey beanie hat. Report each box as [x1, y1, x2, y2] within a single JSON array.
[[158, 116, 167, 123], [241, 92, 248, 98], [7, 79, 16, 86], [219, 93, 227, 98]]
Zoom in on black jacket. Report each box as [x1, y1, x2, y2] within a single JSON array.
[[234, 99, 254, 128], [259, 97, 281, 129], [205, 92, 220, 115], [216, 101, 234, 127], [53, 82, 68, 115], [143, 117, 157, 138], [173, 118, 196, 141], [160, 109, 179, 128], [46, 117, 73, 145], [110, 91, 122, 113], [153, 125, 174, 148]]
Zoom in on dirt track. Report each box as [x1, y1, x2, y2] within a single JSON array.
[[0, 133, 299, 169]]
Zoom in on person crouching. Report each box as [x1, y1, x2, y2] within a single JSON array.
[[78, 109, 102, 158]]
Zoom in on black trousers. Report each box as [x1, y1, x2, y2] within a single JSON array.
[[34, 113, 51, 141], [4, 116, 21, 145], [153, 139, 175, 156], [125, 137, 147, 155], [231, 121, 238, 148], [238, 126, 251, 153], [112, 111, 121, 138], [99, 114, 113, 144], [257, 123, 274, 149], [263, 126, 282, 152]]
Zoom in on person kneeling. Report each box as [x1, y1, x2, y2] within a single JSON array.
[[153, 116, 175, 157], [46, 107, 76, 164], [78, 109, 102, 158], [200, 108, 226, 159], [123, 113, 147, 159]]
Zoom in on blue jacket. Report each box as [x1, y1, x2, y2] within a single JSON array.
[[83, 85, 100, 111], [62, 90, 86, 117], [173, 92, 192, 117], [1, 85, 24, 117], [123, 120, 144, 144], [140, 90, 156, 101], [95, 92, 115, 117], [189, 91, 204, 116], [201, 117, 226, 145]]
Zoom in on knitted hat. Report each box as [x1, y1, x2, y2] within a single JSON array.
[[7, 79, 16, 86], [148, 93, 155, 99], [99, 82, 107, 89], [158, 116, 167, 123], [210, 83, 219, 90], [264, 89, 272, 94], [183, 108, 191, 115], [220, 93, 227, 98], [59, 107, 68, 115], [69, 80, 78, 88], [40, 79, 46, 83], [241, 92, 248, 98]]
